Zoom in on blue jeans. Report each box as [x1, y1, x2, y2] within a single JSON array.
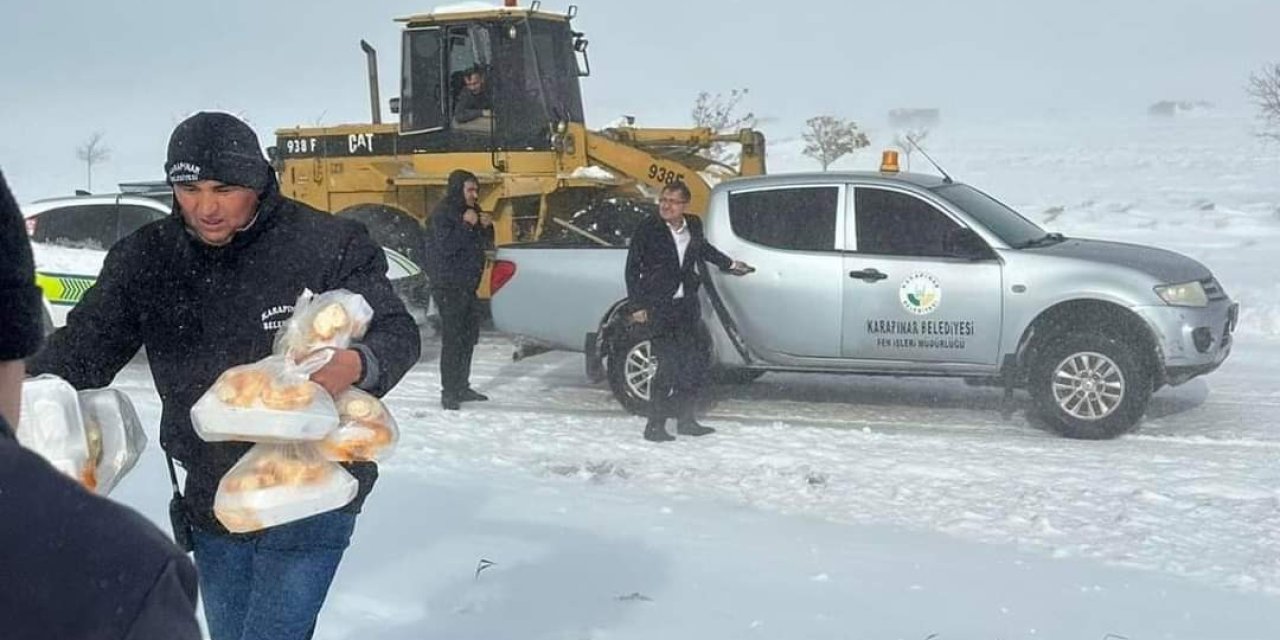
[[192, 509, 357, 640]]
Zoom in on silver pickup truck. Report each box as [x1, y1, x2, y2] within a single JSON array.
[[490, 170, 1238, 439]]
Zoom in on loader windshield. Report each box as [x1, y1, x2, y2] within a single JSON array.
[[401, 26, 447, 134], [489, 18, 584, 148], [400, 17, 585, 149]]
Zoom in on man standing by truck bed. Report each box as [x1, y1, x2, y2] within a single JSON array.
[[425, 169, 494, 410], [625, 181, 752, 442]]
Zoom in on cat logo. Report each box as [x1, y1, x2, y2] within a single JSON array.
[[348, 133, 374, 154]]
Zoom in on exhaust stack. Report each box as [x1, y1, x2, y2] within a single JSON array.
[[360, 40, 381, 125]]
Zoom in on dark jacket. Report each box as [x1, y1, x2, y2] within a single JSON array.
[[27, 181, 421, 534], [0, 411, 202, 639], [625, 213, 732, 318], [0, 170, 44, 360], [1, 170, 197, 638], [453, 87, 491, 124], [424, 169, 493, 291]]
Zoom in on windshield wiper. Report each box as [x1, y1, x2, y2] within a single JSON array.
[[1013, 232, 1066, 249]]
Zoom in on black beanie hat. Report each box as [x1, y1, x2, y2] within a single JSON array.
[[165, 112, 271, 192]]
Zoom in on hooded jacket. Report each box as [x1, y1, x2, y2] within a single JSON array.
[[27, 178, 421, 534], [2, 171, 201, 639], [424, 169, 493, 291]]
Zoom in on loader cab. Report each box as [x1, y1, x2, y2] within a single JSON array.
[[398, 11, 588, 152]]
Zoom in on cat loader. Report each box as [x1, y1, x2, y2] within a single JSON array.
[[270, 0, 766, 300]]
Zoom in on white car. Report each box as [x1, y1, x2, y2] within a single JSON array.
[[23, 190, 425, 331]]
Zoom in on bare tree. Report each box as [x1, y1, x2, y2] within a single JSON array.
[[893, 128, 930, 170], [76, 132, 110, 192], [1248, 63, 1280, 141], [691, 88, 756, 165], [801, 116, 870, 170]]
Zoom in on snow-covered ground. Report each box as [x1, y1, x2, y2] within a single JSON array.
[[96, 112, 1280, 639]]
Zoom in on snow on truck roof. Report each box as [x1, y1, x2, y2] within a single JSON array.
[[397, 2, 570, 24]]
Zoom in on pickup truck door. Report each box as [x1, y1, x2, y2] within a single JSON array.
[[710, 184, 845, 358], [841, 185, 1003, 365]]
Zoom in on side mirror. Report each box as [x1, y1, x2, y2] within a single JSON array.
[[945, 227, 993, 261], [572, 31, 590, 76], [389, 97, 401, 115]]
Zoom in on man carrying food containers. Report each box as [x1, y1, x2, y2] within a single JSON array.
[[26, 112, 421, 640]]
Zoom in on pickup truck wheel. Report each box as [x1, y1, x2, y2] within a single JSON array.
[[1029, 332, 1152, 439], [606, 331, 656, 416]]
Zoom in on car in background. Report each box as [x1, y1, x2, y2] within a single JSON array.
[[23, 187, 427, 332]]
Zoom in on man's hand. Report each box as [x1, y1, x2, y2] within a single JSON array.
[[479, 211, 493, 227], [630, 309, 648, 324], [462, 209, 479, 226], [310, 348, 362, 397], [728, 260, 755, 276]]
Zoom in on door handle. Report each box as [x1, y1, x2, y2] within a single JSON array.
[[848, 268, 888, 282]]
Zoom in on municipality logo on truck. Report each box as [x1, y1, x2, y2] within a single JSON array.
[[899, 272, 941, 315]]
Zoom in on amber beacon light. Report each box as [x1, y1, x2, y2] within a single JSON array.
[[880, 149, 901, 173]]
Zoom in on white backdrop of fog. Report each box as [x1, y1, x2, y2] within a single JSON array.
[[1, 0, 1276, 201]]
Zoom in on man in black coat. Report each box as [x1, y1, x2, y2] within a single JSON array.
[[625, 181, 752, 442], [424, 169, 494, 410], [27, 112, 421, 640], [1, 169, 202, 639], [452, 66, 492, 126]]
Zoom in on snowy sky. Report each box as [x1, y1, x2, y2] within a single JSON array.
[[2, 0, 1278, 201]]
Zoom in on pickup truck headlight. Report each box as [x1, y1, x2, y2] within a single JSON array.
[[1154, 281, 1208, 307]]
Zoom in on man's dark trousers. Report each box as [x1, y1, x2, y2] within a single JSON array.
[[434, 286, 481, 397], [649, 296, 706, 422]]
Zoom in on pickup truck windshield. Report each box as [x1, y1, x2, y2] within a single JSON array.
[[932, 183, 1046, 248]]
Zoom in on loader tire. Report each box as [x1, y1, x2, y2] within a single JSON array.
[[337, 204, 427, 272]]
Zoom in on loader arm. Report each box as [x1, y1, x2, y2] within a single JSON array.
[[583, 126, 767, 215]]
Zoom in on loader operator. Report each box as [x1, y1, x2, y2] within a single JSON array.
[[453, 66, 493, 132]]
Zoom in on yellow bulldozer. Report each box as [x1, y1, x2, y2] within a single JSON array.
[[270, 1, 766, 299]]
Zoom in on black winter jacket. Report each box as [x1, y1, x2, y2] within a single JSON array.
[[625, 213, 732, 315], [0, 418, 202, 640], [0, 170, 43, 360], [27, 184, 421, 534], [3, 168, 197, 638], [424, 170, 493, 291], [453, 87, 491, 124]]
